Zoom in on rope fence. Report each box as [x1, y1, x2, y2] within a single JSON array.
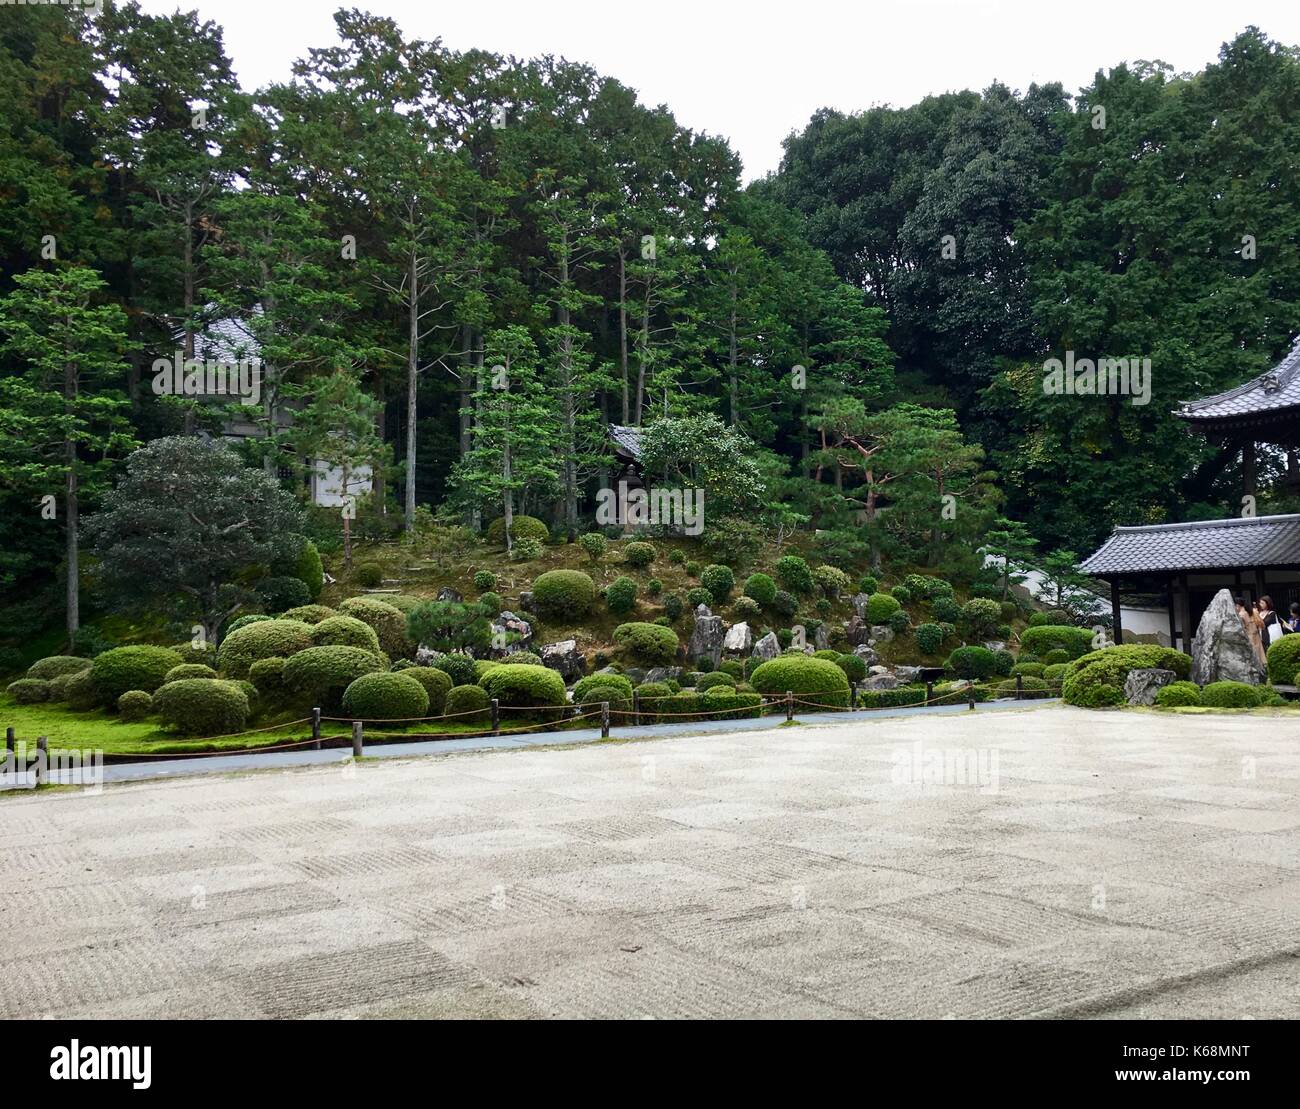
[[4, 677, 1062, 768]]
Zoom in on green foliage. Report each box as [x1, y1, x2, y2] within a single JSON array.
[[152, 679, 250, 736], [646, 579, 663, 596], [1011, 663, 1046, 678], [750, 656, 850, 708], [932, 596, 962, 624], [355, 563, 384, 589], [473, 570, 497, 593], [91, 646, 185, 705], [1266, 636, 1300, 685], [687, 587, 713, 610], [813, 565, 852, 598], [532, 570, 596, 620], [342, 672, 430, 720], [700, 564, 735, 601], [1020, 625, 1094, 661], [511, 537, 543, 561], [117, 690, 153, 722], [227, 615, 272, 635], [915, 623, 944, 655], [217, 620, 313, 679], [1156, 681, 1202, 707], [858, 576, 878, 595], [1028, 611, 1074, 627], [961, 598, 1003, 640], [695, 671, 738, 692], [7, 678, 50, 704], [282, 646, 386, 710], [248, 657, 287, 696], [835, 653, 867, 682], [574, 672, 634, 703], [613, 622, 679, 665], [478, 664, 567, 715], [1061, 646, 1192, 708], [945, 646, 998, 681], [732, 596, 761, 620], [1200, 681, 1261, 709], [859, 686, 927, 708], [579, 533, 608, 562], [866, 593, 901, 623], [444, 684, 490, 722], [164, 664, 217, 683], [27, 656, 92, 681], [406, 599, 491, 656], [427, 653, 478, 688], [890, 584, 912, 605], [282, 605, 336, 625], [992, 650, 1015, 676], [638, 414, 766, 517], [606, 576, 639, 615], [486, 515, 550, 547], [887, 609, 910, 633], [743, 573, 777, 607], [686, 561, 701, 577], [663, 594, 684, 621], [775, 555, 814, 594], [1043, 649, 1070, 666], [338, 597, 410, 659], [623, 542, 656, 567], [275, 537, 324, 600], [260, 576, 312, 613], [310, 616, 382, 654], [1043, 663, 1068, 682]]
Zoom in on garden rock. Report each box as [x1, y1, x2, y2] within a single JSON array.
[[1191, 588, 1267, 686], [539, 639, 585, 681], [871, 625, 894, 644], [895, 665, 923, 683], [437, 587, 463, 603], [723, 621, 753, 655], [851, 593, 872, 621], [688, 607, 725, 670], [814, 624, 830, 651], [862, 672, 902, 692], [852, 644, 880, 667], [845, 618, 872, 646], [519, 591, 534, 610], [1124, 668, 1176, 706], [491, 610, 533, 656], [751, 632, 780, 662], [982, 640, 1006, 653], [643, 667, 683, 684]]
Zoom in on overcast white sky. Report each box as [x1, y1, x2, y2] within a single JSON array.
[[141, 0, 1300, 180]]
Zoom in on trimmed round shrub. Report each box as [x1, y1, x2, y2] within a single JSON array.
[[744, 573, 777, 607], [310, 615, 382, 654], [1028, 610, 1074, 627], [153, 679, 249, 736], [700, 564, 735, 602], [866, 593, 901, 623], [444, 683, 490, 722], [499, 650, 540, 667], [668, 549, 686, 564], [338, 597, 409, 659], [634, 680, 672, 719], [398, 668, 453, 714], [1044, 649, 1070, 666], [478, 591, 502, 612], [354, 562, 384, 588], [813, 649, 840, 661], [164, 663, 217, 684], [623, 541, 656, 567], [613, 622, 679, 665], [685, 560, 701, 577], [574, 680, 633, 714], [380, 595, 423, 615], [27, 655, 92, 681], [699, 686, 764, 720], [342, 671, 429, 720], [260, 575, 312, 613], [835, 653, 867, 683], [1020, 624, 1095, 661], [646, 578, 663, 596], [915, 623, 944, 655], [486, 515, 549, 546], [91, 645, 185, 705], [932, 596, 962, 624], [276, 536, 324, 599], [579, 532, 607, 561], [478, 664, 566, 718], [7, 678, 50, 704], [1201, 680, 1261, 709], [532, 570, 596, 620], [606, 575, 638, 615], [217, 620, 313, 679], [248, 656, 287, 696], [732, 596, 761, 621], [887, 609, 910, 634], [890, 584, 913, 605], [473, 570, 497, 593], [428, 653, 478, 688], [751, 656, 850, 709], [1266, 635, 1300, 685], [858, 575, 878, 595], [961, 598, 1003, 639], [172, 642, 219, 668], [719, 660, 745, 679], [695, 671, 737, 692], [686, 587, 713, 610], [283, 604, 337, 625], [117, 689, 152, 721], [1156, 681, 1202, 707], [813, 565, 852, 598], [772, 590, 798, 618], [1012, 662, 1046, 678], [1061, 645, 1192, 708], [946, 646, 998, 681], [282, 646, 386, 709], [61, 668, 101, 711], [992, 650, 1015, 677], [227, 614, 272, 635], [775, 555, 814, 594], [663, 594, 684, 621], [574, 672, 635, 703], [474, 659, 500, 679], [1043, 663, 1068, 683]]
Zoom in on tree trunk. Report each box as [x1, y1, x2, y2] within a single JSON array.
[[501, 360, 513, 553], [728, 280, 739, 426], [618, 246, 629, 424], [342, 461, 353, 570], [64, 400, 79, 639], [404, 250, 419, 533]]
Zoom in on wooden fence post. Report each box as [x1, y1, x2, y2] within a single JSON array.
[[490, 698, 500, 736], [352, 720, 363, 758], [311, 707, 321, 750], [36, 736, 48, 786], [926, 680, 934, 704], [786, 690, 794, 722], [600, 702, 610, 739], [632, 690, 640, 726], [967, 687, 976, 711], [1015, 673, 1023, 700], [5, 726, 13, 753], [850, 681, 858, 709]]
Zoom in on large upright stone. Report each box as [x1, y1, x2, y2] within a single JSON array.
[[851, 593, 872, 621], [539, 639, 585, 681], [852, 644, 880, 667], [723, 621, 753, 656], [845, 618, 872, 646], [813, 623, 830, 651], [490, 610, 533, 656], [688, 604, 725, 670], [1191, 588, 1266, 686], [1124, 668, 1175, 706], [752, 632, 780, 663]]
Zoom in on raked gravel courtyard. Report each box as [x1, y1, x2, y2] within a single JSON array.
[[2, 702, 1299, 1020]]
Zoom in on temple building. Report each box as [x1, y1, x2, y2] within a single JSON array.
[[1082, 342, 1300, 648]]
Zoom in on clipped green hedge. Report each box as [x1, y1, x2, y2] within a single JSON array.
[[532, 569, 596, 620], [164, 663, 217, 683], [27, 655, 91, 681], [310, 615, 382, 654], [866, 593, 902, 623], [152, 679, 249, 736], [1201, 680, 1261, 708], [1020, 624, 1094, 661], [651, 690, 763, 720], [1266, 635, 1300, 685], [7, 678, 50, 704], [744, 573, 777, 607], [750, 656, 850, 709], [1061, 645, 1192, 708], [337, 597, 409, 659], [1155, 681, 1202, 707], [945, 646, 998, 681], [623, 541, 656, 567], [117, 689, 152, 721], [218, 619, 313, 678], [426, 652, 478, 688], [282, 604, 337, 625], [695, 671, 738, 692], [402, 667, 453, 715], [859, 685, 926, 708], [248, 656, 287, 696], [444, 683, 491, 722], [612, 621, 678, 665], [91, 645, 185, 706], [341, 671, 430, 720], [478, 663, 566, 718], [275, 536, 324, 599], [574, 672, 634, 703], [606, 575, 638, 614], [486, 514, 549, 546], [282, 645, 386, 710], [1011, 662, 1045, 678]]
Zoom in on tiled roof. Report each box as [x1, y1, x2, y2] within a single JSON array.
[[1081, 514, 1300, 575], [172, 308, 264, 363], [1176, 338, 1300, 421], [608, 423, 643, 461]]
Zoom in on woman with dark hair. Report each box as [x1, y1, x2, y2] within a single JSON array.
[[1288, 602, 1300, 634], [1236, 596, 1268, 670], [1258, 595, 1286, 649]]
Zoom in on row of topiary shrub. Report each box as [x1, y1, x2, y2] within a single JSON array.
[[1154, 679, 1292, 709]]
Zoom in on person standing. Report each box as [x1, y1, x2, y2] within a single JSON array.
[[1236, 595, 1269, 671]]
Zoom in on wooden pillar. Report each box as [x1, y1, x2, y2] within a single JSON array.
[[1254, 566, 1267, 603], [1167, 575, 1178, 650], [1243, 439, 1256, 500], [1177, 573, 1193, 654], [1109, 576, 1123, 646]]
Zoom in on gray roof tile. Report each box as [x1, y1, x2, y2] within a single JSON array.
[[608, 423, 643, 461], [1081, 514, 1300, 575], [1176, 338, 1300, 421]]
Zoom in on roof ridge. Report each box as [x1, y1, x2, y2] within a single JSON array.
[[1112, 514, 1300, 534], [1177, 338, 1300, 415]]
